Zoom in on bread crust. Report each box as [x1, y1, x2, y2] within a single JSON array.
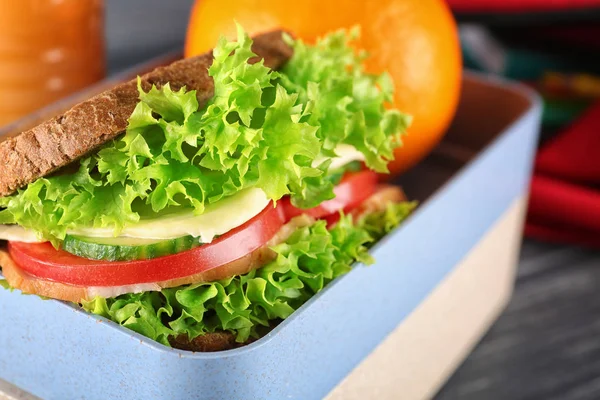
[[0, 30, 292, 197], [168, 324, 275, 352]]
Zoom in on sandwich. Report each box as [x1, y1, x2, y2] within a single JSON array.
[[0, 25, 416, 352]]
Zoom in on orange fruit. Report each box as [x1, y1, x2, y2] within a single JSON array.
[[185, 0, 461, 175]]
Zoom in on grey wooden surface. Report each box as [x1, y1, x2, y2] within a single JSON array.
[[436, 240, 600, 400], [10, 1, 598, 399]]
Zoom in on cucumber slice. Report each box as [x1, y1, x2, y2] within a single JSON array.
[[62, 235, 201, 262]]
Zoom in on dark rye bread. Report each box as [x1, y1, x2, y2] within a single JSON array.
[[169, 332, 242, 352], [0, 30, 293, 198], [168, 324, 276, 352]]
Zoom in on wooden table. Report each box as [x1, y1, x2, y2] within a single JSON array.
[[436, 240, 600, 400]]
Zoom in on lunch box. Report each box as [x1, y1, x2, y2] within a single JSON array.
[[0, 63, 541, 400]]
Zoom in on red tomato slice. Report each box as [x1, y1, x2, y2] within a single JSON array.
[[8, 203, 285, 287], [281, 170, 378, 221]]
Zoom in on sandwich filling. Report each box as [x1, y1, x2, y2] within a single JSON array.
[[0, 25, 416, 349]]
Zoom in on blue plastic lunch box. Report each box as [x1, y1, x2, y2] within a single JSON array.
[[0, 70, 541, 400]]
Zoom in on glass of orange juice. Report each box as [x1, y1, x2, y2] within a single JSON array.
[[0, 0, 105, 126]]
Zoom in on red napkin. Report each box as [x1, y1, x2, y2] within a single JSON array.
[[525, 100, 600, 247]]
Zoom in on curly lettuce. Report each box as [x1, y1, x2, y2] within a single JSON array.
[[0, 25, 410, 243], [82, 202, 417, 347], [279, 27, 412, 176]]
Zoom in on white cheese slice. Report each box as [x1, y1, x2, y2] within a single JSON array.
[[0, 188, 269, 244], [0, 225, 41, 243], [69, 187, 270, 244], [314, 144, 365, 170]]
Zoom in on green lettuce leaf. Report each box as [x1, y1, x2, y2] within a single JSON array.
[[81, 202, 416, 347], [279, 27, 412, 176], [358, 201, 418, 240], [0, 25, 410, 243]]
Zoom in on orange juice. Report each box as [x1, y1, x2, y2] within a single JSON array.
[[0, 0, 105, 126]]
